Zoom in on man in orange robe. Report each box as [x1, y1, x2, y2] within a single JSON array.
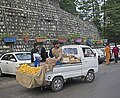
[[105, 43, 111, 65]]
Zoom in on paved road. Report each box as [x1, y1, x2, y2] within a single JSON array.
[[0, 61, 120, 98]]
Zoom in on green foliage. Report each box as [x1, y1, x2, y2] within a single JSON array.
[[57, 35, 66, 39], [0, 33, 14, 40], [35, 35, 47, 39], [2, 33, 12, 37], [76, 0, 102, 32], [65, 33, 80, 43], [103, 0, 120, 42], [59, 0, 120, 43], [59, 0, 78, 16], [0, 0, 2, 5], [23, 32, 29, 35], [66, 33, 80, 40]]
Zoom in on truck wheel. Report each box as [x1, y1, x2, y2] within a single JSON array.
[[51, 77, 64, 92], [84, 71, 95, 83], [0, 68, 3, 77]]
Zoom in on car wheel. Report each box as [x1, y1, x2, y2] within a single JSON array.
[[0, 68, 3, 77], [84, 71, 95, 83], [51, 77, 64, 92]]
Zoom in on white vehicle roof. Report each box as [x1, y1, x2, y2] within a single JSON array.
[[62, 45, 90, 48], [3, 52, 31, 55]]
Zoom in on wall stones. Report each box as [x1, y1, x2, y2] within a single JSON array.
[[0, 0, 100, 53]]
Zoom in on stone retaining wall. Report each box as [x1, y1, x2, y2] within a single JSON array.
[[0, 0, 100, 53]]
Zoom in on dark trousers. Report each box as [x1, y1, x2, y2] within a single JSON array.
[[114, 55, 118, 63]]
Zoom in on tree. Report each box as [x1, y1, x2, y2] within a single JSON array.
[[59, 0, 78, 16], [103, 0, 120, 43], [76, 0, 102, 33]]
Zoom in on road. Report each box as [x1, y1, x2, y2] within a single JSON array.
[[0, 61, 120, 98]]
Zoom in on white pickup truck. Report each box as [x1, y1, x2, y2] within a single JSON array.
[[45, 45, 98, 91]]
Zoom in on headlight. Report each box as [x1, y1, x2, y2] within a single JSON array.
[[48, 76, 51, 80]]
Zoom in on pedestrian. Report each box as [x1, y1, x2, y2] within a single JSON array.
[[105, 42, 111, 65], [31, 43, 40, 67], [112, 43, 119, 63], [33, 51, 40, 67], [40, 45, 47, 62], [49, 45, 54, 58]]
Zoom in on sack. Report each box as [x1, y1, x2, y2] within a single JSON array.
[[62, 57, 69, 63], [45, 58, 57, 71], [16, 65, 46, 88]]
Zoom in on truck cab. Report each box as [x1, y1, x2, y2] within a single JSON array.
[[46, 45, 98, 92]]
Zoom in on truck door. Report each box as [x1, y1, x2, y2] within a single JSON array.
[[82, 47, 98, 72]]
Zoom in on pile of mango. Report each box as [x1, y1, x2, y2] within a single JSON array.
[[17, 64, 41, 75]]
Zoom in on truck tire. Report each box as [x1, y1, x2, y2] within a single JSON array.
[[84, 71, 95, 83], [0, 68, 3, 77], [51, 77, 64, 92]]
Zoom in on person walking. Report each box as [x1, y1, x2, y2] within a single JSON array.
[[105, 43, 111, 65], [112, 43, 119, 63]]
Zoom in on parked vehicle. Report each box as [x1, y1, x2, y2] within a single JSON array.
[[0, 52, 31, 76], [99, 47, 114, 61], [92, 48, 105, 64], [46, 45, 98, 91]]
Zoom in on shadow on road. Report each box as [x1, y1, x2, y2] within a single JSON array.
[[20, 78, 84, 94]]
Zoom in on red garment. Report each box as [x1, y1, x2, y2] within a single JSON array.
[[112, 47, 119, 56]]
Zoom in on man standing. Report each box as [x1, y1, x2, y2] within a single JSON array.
[[49, 45, 54, 58], [51, 40, 62, 64], [105, 43, 111, 65], [45, 40, 62, 70], [33, 51, 40, 67], [41, 45, 47, 62], [112, 43, 119, 63], [31, 43, 39, 62]]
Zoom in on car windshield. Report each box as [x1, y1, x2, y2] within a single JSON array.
[[15, 53, 31, 60], [96, 49, 103, 54]]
